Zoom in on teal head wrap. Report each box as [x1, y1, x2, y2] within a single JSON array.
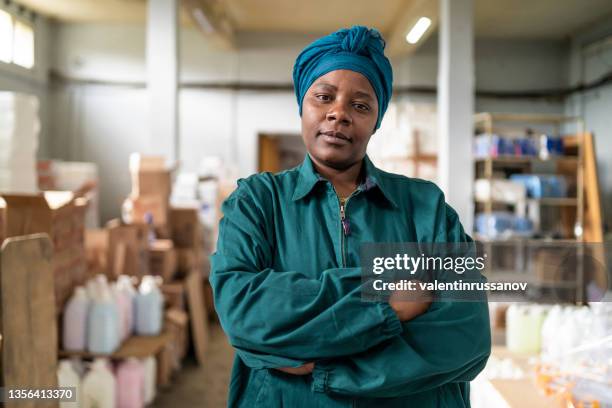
[[292, 26, 393, 130]]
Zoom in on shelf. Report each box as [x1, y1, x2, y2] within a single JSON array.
[[474, 112, 582, 125], [529, 197, 577, 206], [474, 234, 578, 244], [485, 271, 577, 289], [59, 333, 171, 359], [474, 155, 579, 166], [474, 197, 578, 206]]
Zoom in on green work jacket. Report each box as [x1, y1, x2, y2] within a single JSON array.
[[210, 153, 491, 407]]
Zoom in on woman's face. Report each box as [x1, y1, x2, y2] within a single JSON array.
[[301, 69, 379, 170]]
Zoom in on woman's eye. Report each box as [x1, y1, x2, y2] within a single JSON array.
[[354, 103, 370, 111], [316, 94, 331, 101]]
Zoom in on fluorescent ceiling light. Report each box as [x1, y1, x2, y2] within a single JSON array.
[[406, 17, 431, 44], [193, 8, 215, 34]]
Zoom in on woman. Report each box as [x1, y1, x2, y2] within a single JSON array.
[[210, 26, 491, 407]]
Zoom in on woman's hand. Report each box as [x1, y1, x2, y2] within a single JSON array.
[[274, 362, 314, 375], [388, 282, 432, 322]]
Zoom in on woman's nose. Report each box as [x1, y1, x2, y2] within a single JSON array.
[[326, 102, 352, 126]]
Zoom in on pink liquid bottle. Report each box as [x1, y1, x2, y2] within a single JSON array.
[[116, 358, 145, 408]]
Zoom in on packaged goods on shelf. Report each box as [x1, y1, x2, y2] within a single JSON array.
[[509, 174, 568, 198], [474, 179, 527, 204], [475, 212, 534, 239], [474, 134, 537, 158]]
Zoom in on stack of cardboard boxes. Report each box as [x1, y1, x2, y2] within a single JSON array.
[[170, 207, 205, 278], [125, 154, 171, 227], [1, 192, 88, 310]]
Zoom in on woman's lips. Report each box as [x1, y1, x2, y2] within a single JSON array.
[[319, 131, 350, 146]]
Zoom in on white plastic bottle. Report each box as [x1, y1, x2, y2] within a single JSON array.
[[82, 359, 116, 408], [62, 286, 89, 351], [142, 356, 157, 405], [57, 359, 81, 407]]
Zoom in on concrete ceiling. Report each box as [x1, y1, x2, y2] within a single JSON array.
[[12, 0, 612, 40]]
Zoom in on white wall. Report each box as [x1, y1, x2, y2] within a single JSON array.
[[48, 23, 570, 222], [565, 16, 612, 229]]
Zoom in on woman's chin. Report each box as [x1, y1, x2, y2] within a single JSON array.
[[311, 149, 359, 170]]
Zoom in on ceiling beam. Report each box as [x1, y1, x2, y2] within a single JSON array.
[[385, 0, 439, 57]]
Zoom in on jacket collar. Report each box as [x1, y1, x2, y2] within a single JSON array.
[[292, 153, 398, 208]]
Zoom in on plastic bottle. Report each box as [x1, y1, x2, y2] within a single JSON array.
[[116, 358, 145, 408], [57, 359, 81, 408], [142, 356, 157, 405], [135, 276, 163, 335], [87, 283, 120, 354], [82, 359, 116, 408], [506, 304, 547, 354], [62, 286, 89, 351], [117, 275, 136, 337]]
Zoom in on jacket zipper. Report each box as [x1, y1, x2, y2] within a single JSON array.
[[339, 194, 354, 267]]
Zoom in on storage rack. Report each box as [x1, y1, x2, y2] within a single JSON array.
[[473, 113, 587, 304]]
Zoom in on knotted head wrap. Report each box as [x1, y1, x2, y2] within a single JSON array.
[[292, 26, 393, 130]]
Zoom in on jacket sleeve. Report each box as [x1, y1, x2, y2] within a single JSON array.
[[311, 203, 492, 397], [311, 300, 491, 397], [210, 189, 402, 362]]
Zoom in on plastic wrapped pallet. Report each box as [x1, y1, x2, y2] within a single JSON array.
[[0, 92, 39, 194]]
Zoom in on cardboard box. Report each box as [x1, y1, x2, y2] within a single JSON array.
[[0, 199, 5, 244], [164, 308, 189, 370], [170, 207, 201, 248], [161, 282, 186, 311], [1, 192, 89, 311], [129, 154, 172, 197], [125, 194, 169, 226], [135, 171, 171, 197], [176, 248, 204, 277], [149, 239, 177, 282], [85, 229, 109, 276], [106, 219, 150, 277]]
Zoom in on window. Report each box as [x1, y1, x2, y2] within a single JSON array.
[[0, 9, 12, 64], [0, 8, 35, 69], [13, 20, 34, 68]]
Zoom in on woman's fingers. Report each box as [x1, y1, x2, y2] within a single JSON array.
[[274, 362, 315, 375]]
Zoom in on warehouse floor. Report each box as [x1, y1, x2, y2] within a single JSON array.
[[153, 324, 233, 407]]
